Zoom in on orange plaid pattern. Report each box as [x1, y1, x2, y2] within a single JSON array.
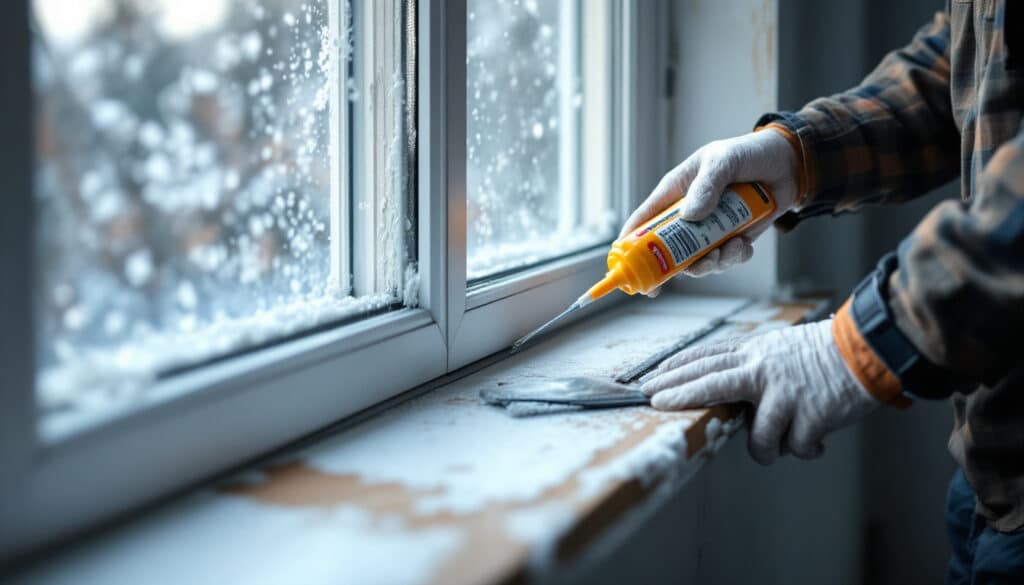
[[760, 1, 1024, 531]]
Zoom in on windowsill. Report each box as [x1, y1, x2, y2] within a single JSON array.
[[11, 294, 820, 585]]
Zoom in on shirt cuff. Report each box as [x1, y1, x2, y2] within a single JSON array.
[[832, 299, 913, 409], [754, 112, 820, 207], [754, 123, 807, 202]]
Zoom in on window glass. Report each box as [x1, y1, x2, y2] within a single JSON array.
[[466, 0, 615, 281], [32, 0, 409, 425]]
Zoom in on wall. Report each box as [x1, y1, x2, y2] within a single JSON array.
[[665, 0, 779, 298], [775, 0, 870, 298]]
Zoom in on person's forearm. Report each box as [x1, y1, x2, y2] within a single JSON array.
[[890, 128, 1024, 387], [762, 10, 960, 231], [833, 126, 1024, 402]]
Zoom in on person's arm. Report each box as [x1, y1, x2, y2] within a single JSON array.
[[620, 11, 960, 281], [834, 125, 1024, 404], [763, 10, 961, 231], [640, 141, 1024, 462]]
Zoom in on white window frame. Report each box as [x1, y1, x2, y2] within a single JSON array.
[[449, 0, 654, 369], [0, 0, 663, 562]]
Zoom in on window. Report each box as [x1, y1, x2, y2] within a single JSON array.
[[32, 0, 413, 438], [444, 0, 619, 370], [1, 0, 651, 562], [466, 0, 614, 281]]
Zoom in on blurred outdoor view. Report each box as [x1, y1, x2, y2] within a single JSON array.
[[32, 0, 393, 422], [466, 0, 615, 280], [32, 0, 610, 427]]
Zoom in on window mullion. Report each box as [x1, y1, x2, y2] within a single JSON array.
[[618, 0, 640, 217], [351, 0, 377, 297], [353, 0, 408, 298], [557, 0, 581, 234], [330, 0, 353, 295], [417, 0, 449, 333], [582, 0, 613, 230], [442, 0, 468, 352], [379, 0, 405, 295]]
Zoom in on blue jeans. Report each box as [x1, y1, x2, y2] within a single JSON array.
[[947, 469, 1024, 585]]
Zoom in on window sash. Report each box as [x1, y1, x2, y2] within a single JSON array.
[[464, 0, 610, 286], [447, 0, 641, 370], [0, 0, 658, 562], [558, 0, 583, 235], [0, 0, 443, 559], [329, 0, 352, 293], [352, 0, 410, 297]]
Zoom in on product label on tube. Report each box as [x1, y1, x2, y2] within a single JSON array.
[[654, 190, 753, 266]]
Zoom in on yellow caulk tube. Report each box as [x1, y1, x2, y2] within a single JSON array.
[[511, 182, 776, 353]]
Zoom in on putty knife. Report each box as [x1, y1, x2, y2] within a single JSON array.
[[480, 377, 649, 410], [482, 300, 757, 417]]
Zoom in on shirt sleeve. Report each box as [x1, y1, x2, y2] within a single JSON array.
[[887, 125, 1024, 389], [758, 10, 961, 230], [831, 124, 1024, 402]]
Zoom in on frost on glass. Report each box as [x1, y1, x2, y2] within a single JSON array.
[[466, 0, 615, 280], [32, 0, 406, 424]]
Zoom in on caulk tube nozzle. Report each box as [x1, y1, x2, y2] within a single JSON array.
[[574, 292, 596, 308], [583, 268, 625, 304], [510, 272, 624, 354], [510, 301, 583, 354]]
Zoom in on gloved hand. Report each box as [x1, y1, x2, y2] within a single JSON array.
[[640, 319, 879, 464], [619, 128, 800, 296]]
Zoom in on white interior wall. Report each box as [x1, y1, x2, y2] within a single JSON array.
[[665, 0, 779, 297], [773, 0, 872, 300]]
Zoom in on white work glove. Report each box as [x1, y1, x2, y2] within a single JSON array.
[[619, 129, 800, 296], [641, 320, 879, 464]]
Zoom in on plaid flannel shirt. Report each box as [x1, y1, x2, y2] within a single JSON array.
[[760, 0, 1024, 531]]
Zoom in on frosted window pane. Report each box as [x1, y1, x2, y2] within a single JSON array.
[[466, 0, 615, 280], [32, 0, 396, 421]]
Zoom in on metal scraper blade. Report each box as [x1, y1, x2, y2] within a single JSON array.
[[479, 377, 650, 409]]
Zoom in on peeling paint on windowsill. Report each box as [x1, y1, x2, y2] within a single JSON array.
[[14, 296, 815, 585]]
